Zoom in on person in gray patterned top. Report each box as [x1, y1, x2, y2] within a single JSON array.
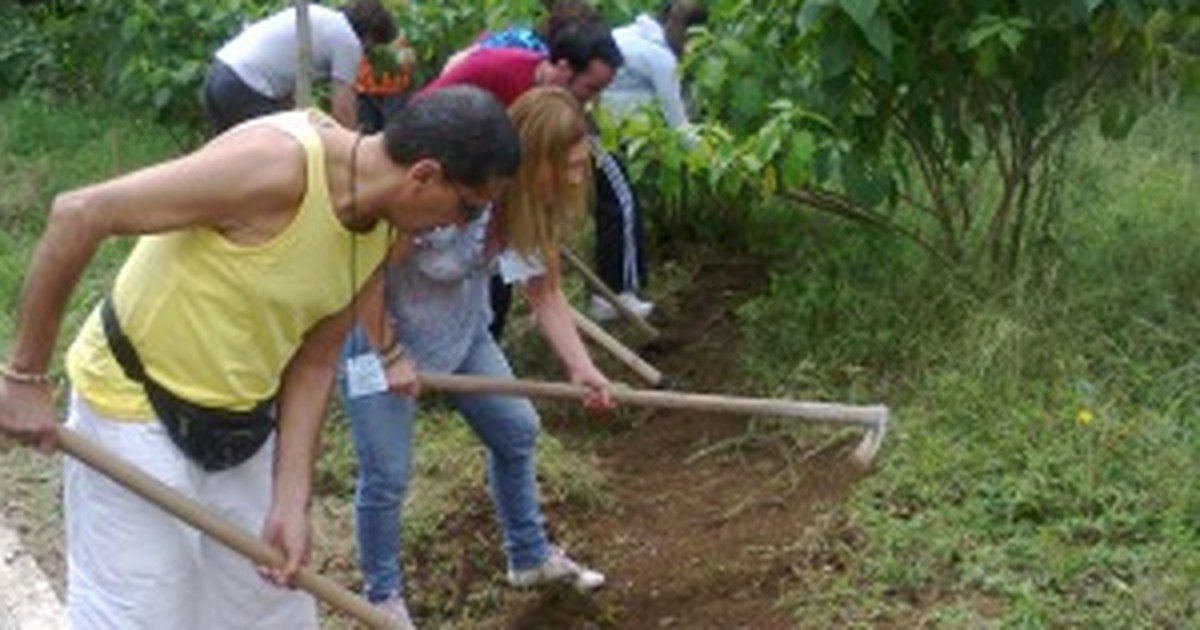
[[337, 86, 612, 627]]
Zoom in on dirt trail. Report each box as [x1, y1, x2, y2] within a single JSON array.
[[499, 257, 867, 629]]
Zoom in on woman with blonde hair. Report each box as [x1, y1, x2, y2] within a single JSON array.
[[338, 86, 612, 627]]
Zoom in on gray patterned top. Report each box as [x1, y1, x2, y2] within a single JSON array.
[[386, 209, 544, 372]]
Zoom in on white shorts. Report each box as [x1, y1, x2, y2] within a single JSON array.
[[64, 392, 318, 630]]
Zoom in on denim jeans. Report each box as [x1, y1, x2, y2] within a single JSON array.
[[338, 325, 548, 603]]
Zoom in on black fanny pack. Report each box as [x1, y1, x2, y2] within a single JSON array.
[[100, 297, 277, 471]]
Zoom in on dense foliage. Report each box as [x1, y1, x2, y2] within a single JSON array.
[[6, 1, 1196, 262], [646, 0, 1200, 272]]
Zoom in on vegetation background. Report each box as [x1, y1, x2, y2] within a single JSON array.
[[1, 0, 1197, 627]]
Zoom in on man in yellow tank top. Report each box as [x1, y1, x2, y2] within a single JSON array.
[[0, 86, 518, 629]]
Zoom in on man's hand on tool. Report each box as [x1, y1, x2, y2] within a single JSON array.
[[0, 378, 59, 453], [258, 502, 312, 587]]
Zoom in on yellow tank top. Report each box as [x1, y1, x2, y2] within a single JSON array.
[[66, 110, 391, 420]]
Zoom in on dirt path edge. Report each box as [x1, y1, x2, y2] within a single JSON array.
[[0, 515, 65, 630]]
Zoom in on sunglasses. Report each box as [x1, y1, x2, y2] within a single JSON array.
[[453, 185, 490, 223]]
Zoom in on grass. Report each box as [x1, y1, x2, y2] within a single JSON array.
[[0, 96, 181, 358], [737, 100, 1200, 627]]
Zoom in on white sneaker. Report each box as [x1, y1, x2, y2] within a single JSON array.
[[507, 545, 606, 592], [588, 293, 654, 322], [619, 292, 655, 318], [374, 593, 415, 630]]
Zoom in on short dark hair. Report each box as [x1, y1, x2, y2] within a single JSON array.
[[546, 20, 623, 74], [537, 0, 604, 43], [661, 0, 708, 28], [384, 86, 521, 188], [343, 0, 397, 46]]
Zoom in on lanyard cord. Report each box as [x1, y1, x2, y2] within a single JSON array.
[[349, 132, 364, 354]]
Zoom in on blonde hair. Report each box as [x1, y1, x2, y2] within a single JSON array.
[[498, 86, 590, 259]]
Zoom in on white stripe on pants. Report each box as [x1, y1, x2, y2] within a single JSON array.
[[592, 139, 642, 292], [64, 391, 318, 630]]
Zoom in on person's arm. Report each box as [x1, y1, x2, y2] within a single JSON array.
[[355, 240, 420, 397], [524, 251, 613, 408], [0, 127, 303, 449], [649, 51, 689, 129], [330, 80, 358, 129], [258, 285, 360, 584]]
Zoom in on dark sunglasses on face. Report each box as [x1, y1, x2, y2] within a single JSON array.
[[454, 185, 491, 223]]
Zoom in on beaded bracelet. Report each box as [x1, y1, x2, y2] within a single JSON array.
[[379, 342, 406, 367], [0, 364, 54, 387]]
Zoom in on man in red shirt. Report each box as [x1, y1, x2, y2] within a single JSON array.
[[424, 20, 622, 108], [422, 19, 623, 338]]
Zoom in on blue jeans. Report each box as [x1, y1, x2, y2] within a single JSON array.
[[338, 326, 549, 603]]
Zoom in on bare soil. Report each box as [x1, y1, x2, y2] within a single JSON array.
[[483, 255, 868, 629]]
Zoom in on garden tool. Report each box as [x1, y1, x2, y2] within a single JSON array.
[[561, 248, 660, 339], [55, 426, 405, 630], [570, 306, 663, 386], [418, 373, 890, 466]]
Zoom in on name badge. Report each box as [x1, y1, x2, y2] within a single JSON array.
[[345, 352, 388, 399]]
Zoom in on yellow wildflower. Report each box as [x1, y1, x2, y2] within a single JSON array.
[[1076, 408, 1094, 427]]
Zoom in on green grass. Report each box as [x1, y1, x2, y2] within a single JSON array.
[[0, 96, 181, 359], [739, 100, 1200, 627]]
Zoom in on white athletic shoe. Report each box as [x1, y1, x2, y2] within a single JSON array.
[[507, 546, 606, 592], [589, 293, 654, 322], [374, 593, 415, 630]]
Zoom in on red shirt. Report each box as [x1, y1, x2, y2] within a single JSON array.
[[420, 48, 543, 106]]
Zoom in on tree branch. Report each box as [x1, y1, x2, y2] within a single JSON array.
[[778, 187, 956, 267]]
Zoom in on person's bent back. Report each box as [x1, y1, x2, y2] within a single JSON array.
[[203, 0, 397, 134]]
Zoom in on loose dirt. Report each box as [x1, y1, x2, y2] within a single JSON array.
[[491, 256, 868, 629]]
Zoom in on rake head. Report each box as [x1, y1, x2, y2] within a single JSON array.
[[850, 407, 891, 468]]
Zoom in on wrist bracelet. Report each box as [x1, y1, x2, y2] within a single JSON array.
[[1, 364, 54, 386], [379, 343, 406, 367]]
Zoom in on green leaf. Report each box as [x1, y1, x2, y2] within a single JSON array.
[[1098, 101, 1139, 140], [797, 0, 837, 33], [819, 27, 856, 79], [860, 13, 895, 60], [779, 132, 816, 188], [153, 87, 171, 110], [974, 40, 1001, 78], [999, 26, 1024, 53], [841, 153, 888, 208], [731, 76, 765, 129], [839, 0, 880, 31], [1116, 0, 1148, 27]]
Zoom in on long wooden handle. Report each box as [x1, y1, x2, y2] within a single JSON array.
[[419, 373, 885, 427], [569, 306, 663, 386], [561, 248, 660, 339], [55, 426, 401, 630]]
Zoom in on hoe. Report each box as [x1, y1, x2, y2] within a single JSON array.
[[419, 373, 891, 466]]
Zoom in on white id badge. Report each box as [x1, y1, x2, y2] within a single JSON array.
[[345, 352, 389, 399]]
